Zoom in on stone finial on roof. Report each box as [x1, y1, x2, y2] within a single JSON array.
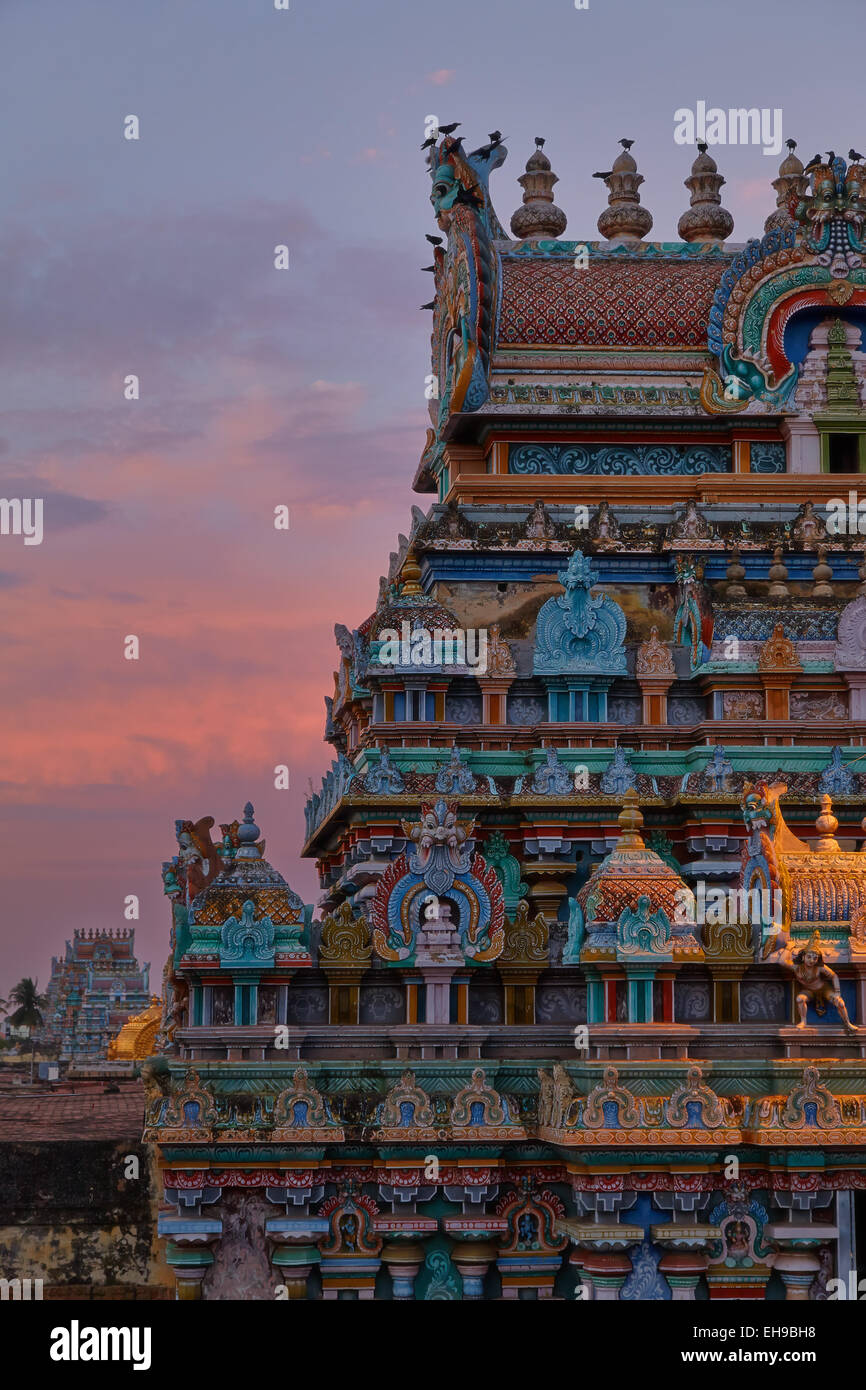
[[399, 547, 423, 596], [812, 546, 834, 597], [725, 545, 747, 599], [765, 139, 809, 234], [814, 793, 840, 853], [677, 144, 733, 243], [596, 140, 653, 245], [510, 137, 567, 239], [616, 787, 645, 845]]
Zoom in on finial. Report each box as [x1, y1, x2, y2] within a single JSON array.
[[678, 144, 733, 243], [510, 138, 567, 239], [811, 545, 833, 597], [399, 547, 423, 597], [768, 545, 790, 599], [765, 140, 808, 234], [617, 787, 645, 845], [725, 545, 747, 599], [236, 802, 261, 858], [814, 793, 840, 852], [596, 142, 653, 245]]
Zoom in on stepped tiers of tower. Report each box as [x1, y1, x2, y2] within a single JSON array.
[[147, 131, 866, 1301], [41, 928, 152, 1063]]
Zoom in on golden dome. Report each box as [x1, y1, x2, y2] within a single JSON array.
[[107, 997, 161, 1060]]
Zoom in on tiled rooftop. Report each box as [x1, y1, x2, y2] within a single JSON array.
[[0, 1082, 145, 1141]]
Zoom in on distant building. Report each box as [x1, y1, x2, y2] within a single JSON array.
[[41, 929, 151, 1063]]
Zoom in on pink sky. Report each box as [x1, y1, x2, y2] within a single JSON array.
[[0, 0, 857, 997]]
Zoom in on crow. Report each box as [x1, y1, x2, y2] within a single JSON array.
[[420, 301, 436, 310], [438, 122, 461, 135], [592, 170, 613, 179], [619, 138, 634, 149], [803, 153, 823, 171], [697, 141, 708, 153], [786, 139, 797, 151], [420, 135, 437, 150], [470, 133, 507, 158], [850, 148, 864, 162], [826, 150, 836, 163], [425, 234, 443, 245]]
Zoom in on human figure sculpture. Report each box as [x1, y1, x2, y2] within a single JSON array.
[[766, 929, 857, 1031]]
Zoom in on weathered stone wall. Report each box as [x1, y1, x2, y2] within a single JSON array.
[[0, 1141, 172, 1299]]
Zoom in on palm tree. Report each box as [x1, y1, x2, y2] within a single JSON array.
[[3, 979, 48, 1083]]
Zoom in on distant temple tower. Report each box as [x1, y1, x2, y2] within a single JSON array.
[[42, 928, 151, 1063]]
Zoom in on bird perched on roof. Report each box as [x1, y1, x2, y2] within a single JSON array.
[[850, 148, 864, 162], [592, 170, 613, 180], [425, 234, 443, 246], [786, 139, 798, 151], [420, 135, 437, 150], [826, 151, 836, 163], [438, 122, 461, 135], [803, 153, 823, 171], [619, 138, 634, 149], [469, 130, 505, 158], [420, 301, 435, 311], [697, 141, 708, 153]]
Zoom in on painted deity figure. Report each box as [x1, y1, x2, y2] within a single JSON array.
[[792, 943, 856, 1032], [588, 500, 621, 545], [767, 930, 857, 1032], [525, 499, 554, 539], [791, 500, 826, 544], [672, 499, 711, 540]]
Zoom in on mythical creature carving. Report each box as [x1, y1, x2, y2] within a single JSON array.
[[779, 1065, 842, 1128], [318, 899, 372, 966], [601, 745, 637, 794], [219, 899, 276, 965], [450, 1068, 506, 1126], [834, 596, 866, 670], [364, 747, 405, 794], [435, 744, 477, 794], [583, 1066, 641, 1128], [272, 1066, 342, 1137], [533, 548, 627, 676], [500, 901, 549, 966], [616, 894, 672, 957], [485, 623, 516, 677], [758, 624, 803, 673], [665, 1066, 726, 1128], [418, 132, 507, 485], [531, 745, 573, 794], [635, 626, 675, 677], [483, 831, 528, 914], [819, 746, 857, 794], [377, 1070, 436, 1130], [372, 799, 504, 962], [673, 556, 713, 669]]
